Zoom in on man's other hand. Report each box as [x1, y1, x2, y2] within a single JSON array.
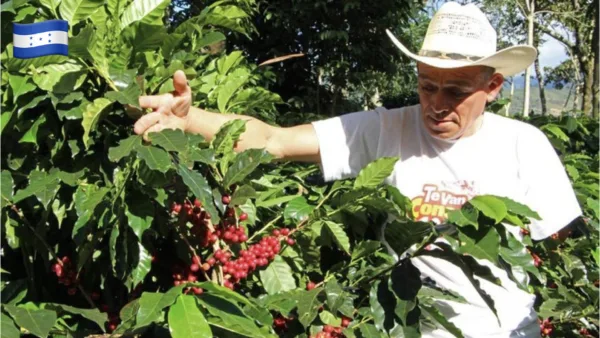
[[134, 70, 192, 141]]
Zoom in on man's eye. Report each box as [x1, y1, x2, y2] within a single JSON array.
[[421, 85, 436, 92], [450, 89, 468, 96]]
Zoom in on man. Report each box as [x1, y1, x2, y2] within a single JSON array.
[[133, 2, 581, 337]]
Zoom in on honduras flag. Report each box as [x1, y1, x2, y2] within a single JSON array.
[[13, 20, 69, 59]]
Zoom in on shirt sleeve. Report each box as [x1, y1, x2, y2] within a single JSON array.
[[311, 109, 382, 182], [517, 125, 582, 240]]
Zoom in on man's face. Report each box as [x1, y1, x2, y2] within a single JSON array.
[[417, 63, 503, 140]]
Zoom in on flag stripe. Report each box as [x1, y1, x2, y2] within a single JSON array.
[[13, 45, 68, 59], [13, 20, 68, 35], [14, 31, 68, 48]]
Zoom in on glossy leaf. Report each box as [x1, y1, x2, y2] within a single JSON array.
[[149, 128, 188, 152], [3, 305, 57, 338], [323, 221, 351, 254], [230, 185, 256, 205], [353, 157, 398, 189], [135, 144, 171, 173], [212, 119, 246, 155], [295, 288, 322, 327], [82, 98, 112, 148], [44, 303, 107, 331], [135, 287, 183, 328], [468, 195, 507, 224], [259, 256, 296, 295], [283, 196, 314, 223], [1, 313, 20, 338], [447, 203, 479, 228], [59, 0, 104, 24], [1, 170, 13, 205], [456, 227, 500, 265], [120, 0, 170, 29], [12, 170, 60, 207], [168, 295, 212, 338], [176, 163, 219, 222], [9, 74, 36, 103], [351, 240, 381, 261], [223, 149, 274, 187], [108, 135, 142, 162]]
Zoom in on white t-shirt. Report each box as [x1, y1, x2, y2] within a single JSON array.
[[311, 105, 582, 338]]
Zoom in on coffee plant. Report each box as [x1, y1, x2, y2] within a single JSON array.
[[1, 0, 598, 337]]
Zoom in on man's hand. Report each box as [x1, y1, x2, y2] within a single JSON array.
[[133, 70, 192, 141]]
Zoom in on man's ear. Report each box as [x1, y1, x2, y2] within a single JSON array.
[[486, 73, 504, 102]]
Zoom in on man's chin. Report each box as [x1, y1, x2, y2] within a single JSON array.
[[424, 124, 460, 140]]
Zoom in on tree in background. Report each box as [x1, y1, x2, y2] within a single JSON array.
[[534, 0, 598, 117], [168, 0, 427, 119]]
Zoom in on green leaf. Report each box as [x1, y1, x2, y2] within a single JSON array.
[[218, 73, 249, 113], [325, 280, 355, 317], [353, 157, 399, 189], [1, 170, 13, 205], [59, 0, 104, 24], [295, 288, 322, 327], [499, 233, 541, 289], [323, 221, 351, 254], [447, 204, 479, 228], [359, 324, 381, 338], [72, 185, 109, 239], [284, 196, 314, 223], [223, 149, 274, 187], [259, 256, 296, 295], [319, 310, 341, 326], [216, 51, 244, 75], [369, 280, 395, 332], [456, 227, 500, 265], [105, 83, 142, 107], [149, 129, 188, 152], [420, 304, 464, 338], [256, 195, 299, 208], [9, 74, 36, 103], [108, 135, 142, 162], [82, 98, 112, 148], [12, 170, 60, 207], [389, 261, 420, 324], [351, 240, 381, 261], [168, 295, 212, 338], [1, 111, 13, 133], [230, 185, 256, 206], [135, 144, 171, 173], [44, 303, 107, 331], [468, 195, 507, 224], [3, 305, 57, 338], [19, 115, 46, 144], [131, 242, 152, 287], [135, 287, 183, 328], [494, 196, 541, 220], [212, 119, 246, 155], [196, 294, 268, 337], [176, 163, 219, 223], [541, 124, 570, 143], [1, 313, 20, 338], [197, 31, 226, 49], [126, 197, 154, 239], [185, 149, 215, 165], [120, 0, 170, 29]]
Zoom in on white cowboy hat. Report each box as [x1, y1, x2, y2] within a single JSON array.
[[386, 2, 537, 77]]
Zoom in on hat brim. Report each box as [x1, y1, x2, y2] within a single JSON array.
[[385, 29, 537, 77]]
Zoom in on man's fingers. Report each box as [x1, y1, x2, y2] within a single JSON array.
[[133, 111, 160, 135], [143, 123, 164, 142], [173, 70, 190, 96], [139, 94, 171, 109]]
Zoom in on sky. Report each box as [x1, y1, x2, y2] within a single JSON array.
[[538, 35, 568, 69]]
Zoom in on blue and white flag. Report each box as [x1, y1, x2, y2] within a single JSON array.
[[13, 20, 69, 59]]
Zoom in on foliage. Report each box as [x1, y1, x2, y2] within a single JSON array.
[[1, 1, 598, 338]]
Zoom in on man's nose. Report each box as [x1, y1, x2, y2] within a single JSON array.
[[431, 92, 449, 114]]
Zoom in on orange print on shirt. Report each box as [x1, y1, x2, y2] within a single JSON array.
[[411, 184, 470, 224]]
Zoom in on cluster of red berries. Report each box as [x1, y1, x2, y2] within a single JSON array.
[[539, 318, 553, 336], [172, 200, 215, 247], [311, 324, 347, 338], [170, 256, 204, 295], [579, 328, 592, 336], [520, 228, 530, 236], [214, 222, 248, 244], [273, 314, 294, 332], [51, 256, 80, 295]]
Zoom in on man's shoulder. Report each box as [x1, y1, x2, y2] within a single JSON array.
[[484, 112, 545, 140]]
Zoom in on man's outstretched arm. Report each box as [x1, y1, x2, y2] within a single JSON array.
[[133, 70, 321, 163]]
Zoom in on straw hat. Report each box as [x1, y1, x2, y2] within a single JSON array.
[[386, 2, 537, 76]]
